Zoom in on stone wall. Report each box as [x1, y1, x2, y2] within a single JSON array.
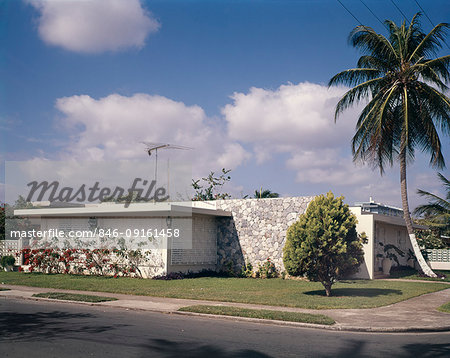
[[216, 197, 314, 272]]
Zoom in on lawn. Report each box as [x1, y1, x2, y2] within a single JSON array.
[[0, 272, 448, 309], [437, 302, 450, 313], [32, 292, 117, 302], [389, 268, 450, 282], [179, 305, 335, 325]]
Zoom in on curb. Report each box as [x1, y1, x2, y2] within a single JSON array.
[[172, 310, 450, 333], [2, 292, 450, 333]]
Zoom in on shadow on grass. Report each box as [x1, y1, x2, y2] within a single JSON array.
[[304, 288, 403, 297]]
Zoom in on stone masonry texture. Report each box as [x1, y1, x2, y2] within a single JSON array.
[[215, 197, 315, 272]]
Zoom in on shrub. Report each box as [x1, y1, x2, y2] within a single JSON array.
[[283, 192, 365, 296], [222, 260, 238, 277], [153, 272, 185, 280], [20, 248, 144, 277], [240, 262, 253, 278], [255, 258, 278, 279], [1, 255, 15, 268]]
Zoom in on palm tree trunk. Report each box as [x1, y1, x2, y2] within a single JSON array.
[[399, 151, 437, 277]]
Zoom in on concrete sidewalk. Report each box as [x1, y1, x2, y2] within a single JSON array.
[[1, 284, 449, 332]]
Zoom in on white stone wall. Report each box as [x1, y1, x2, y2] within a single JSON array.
[[216, 197, 314, 272]]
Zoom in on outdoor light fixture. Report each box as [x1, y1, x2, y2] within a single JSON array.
[[166, 216, 172, 227], [88, 217, 98, 230]]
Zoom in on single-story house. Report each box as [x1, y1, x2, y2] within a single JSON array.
[[13, 196, 427, 279]]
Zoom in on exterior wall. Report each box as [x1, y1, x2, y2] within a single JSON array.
[[215, 197, 314, 272], [373, 221, 413, 271], [349, 207, 374, 279], [167, 214, 218, 274], [39, 216, 168, 277]]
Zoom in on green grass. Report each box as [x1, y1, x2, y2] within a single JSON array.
[[437, 302, 450, 313], [389, 268, 450, 282], [179, 305, 335, 325], [32, 292, 117, 302], [0, 272, 448, 309]]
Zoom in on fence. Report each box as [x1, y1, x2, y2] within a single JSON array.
[[426, 249, 450, 270], [0, 239, 24, 265]]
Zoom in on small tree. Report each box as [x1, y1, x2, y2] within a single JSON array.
[[0, 203, 5, 241], [283, 192, 365, 296], [192, 168, 232, 201], [253, 188, 280, 198]]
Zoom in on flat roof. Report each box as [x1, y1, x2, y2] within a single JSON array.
[[371, 213, 428, 230], [14, 201, 232, 218], [351, 207, 427, 230]]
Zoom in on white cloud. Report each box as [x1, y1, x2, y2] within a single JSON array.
[[55, 93, 249, 176], [351, 179, 402, 208], [223, 82, 355, 151], [286, 149, 372, 185], [222, 82, 369, 186], [28, 0, 160, 53], [54, 83, 371, 189]]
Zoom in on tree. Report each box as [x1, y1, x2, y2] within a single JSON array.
[[192, 168, 232, 201], [0, 203, 5, 241], [414, 173, 449, 236], [283, 192, 365, 296], [3, 196, 34, 240], [253, 188, 280, 198], [329, 13, 449, 277]]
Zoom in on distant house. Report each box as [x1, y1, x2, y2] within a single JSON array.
[[350, 199, 426, 279], [13, 197, 427, 279]]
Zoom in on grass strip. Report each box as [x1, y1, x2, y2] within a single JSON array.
[[179, 305, 335, 325], [389, 269, 450, 282], [0, 288, 10, 291], [437, 302, 450, 313], [32, 292, 117, 303]]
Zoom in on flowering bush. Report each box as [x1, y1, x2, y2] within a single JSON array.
[[255, 257, 278, 279], [19, 248, 151, 278]]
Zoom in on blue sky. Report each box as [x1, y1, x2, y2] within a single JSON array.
[[1, 0, 449, 208]]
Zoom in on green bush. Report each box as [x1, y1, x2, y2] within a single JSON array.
[[1, 255, 15, 268], [283, 192, 365, 296], [240, 262, 253, 278]]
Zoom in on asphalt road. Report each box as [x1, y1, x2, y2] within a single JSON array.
[[0, 298, 449, 358]]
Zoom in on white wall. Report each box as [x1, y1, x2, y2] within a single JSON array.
[[167, 215, 218, 274], [350, 207, 374, 279], [373, 221, 413, 270]]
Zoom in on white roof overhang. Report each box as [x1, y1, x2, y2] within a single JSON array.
[[14, 202, 232, 218]]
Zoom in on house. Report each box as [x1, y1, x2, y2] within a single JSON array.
[[13, 196, 426, 279], [14, 201, 230, 277], [350, 199, 427, 279]]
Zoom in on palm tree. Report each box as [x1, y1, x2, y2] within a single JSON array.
[[329, 13, 449, 277], [414, 173, 449, 236], [254, 188, 280, 199]]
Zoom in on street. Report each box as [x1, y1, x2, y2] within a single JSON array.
[[0, 298, 449, 357]]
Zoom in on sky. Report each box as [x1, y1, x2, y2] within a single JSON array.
[[1, 0, 449, 209]]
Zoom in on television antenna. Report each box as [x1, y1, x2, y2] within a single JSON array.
[[141, 142, 193, 199]]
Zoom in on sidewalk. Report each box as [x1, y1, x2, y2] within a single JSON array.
[[1, 284, 449, 332]]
